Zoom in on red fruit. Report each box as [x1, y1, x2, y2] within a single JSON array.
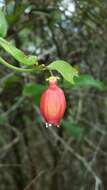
[[40, 77, 66, 127]]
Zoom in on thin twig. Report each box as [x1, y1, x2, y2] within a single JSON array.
[[49, 127, 102, 190], [24, 170, 48, 190]]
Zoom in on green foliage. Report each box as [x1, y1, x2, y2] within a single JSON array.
[[49, 10, 61, 25], [0, 9, 8, 37], [2, 74, 21, 88], [0, 56, 38, 73], [74, 74, 105, 90], [0, 37, 38, 66], [23, 82, 46, 105], [6, 1, 25, 24], [48, 60, 78, 84], [0, 0, 107, 189], [62, 120, 84, 141], [0, 115, 6, 125]]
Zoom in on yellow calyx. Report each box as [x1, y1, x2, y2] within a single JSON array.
[[46, 76, 60, 82]]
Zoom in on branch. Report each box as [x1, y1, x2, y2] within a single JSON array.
[[0, 56, 45, 73], [48, 127, 102, 190]]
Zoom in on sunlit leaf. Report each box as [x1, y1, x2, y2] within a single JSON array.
[[0, 9, 8, 37], [48, 60, 78, 84], [0, 37, 38, 66]]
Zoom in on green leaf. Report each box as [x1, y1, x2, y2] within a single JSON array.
[[48, 60, 78, 84], [51, 10, 61, 23], [62, 120, 84, 140], [3, 74, 21, 88], [0, 9, 8, 37], [6, 1, 25, 24], [23, 82, 46, 105], [86, 19, 96, 30], [0, 37, 38, 66], [74, 74, 105, 90], [0, 115, 6, 125]]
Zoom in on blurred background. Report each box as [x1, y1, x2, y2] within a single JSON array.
[[0, 0, 107, 189]]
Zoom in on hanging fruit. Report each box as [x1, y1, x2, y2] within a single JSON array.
[[40, 76, 66, 127]]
